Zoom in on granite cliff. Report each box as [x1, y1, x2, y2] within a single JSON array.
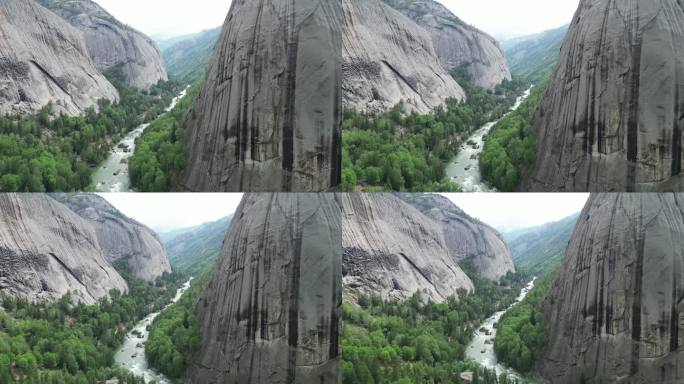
[[342, 0, 465, 114], [383, 0, 511, 90], [181, 0, 342, 192], [56, 193, 171, 282], [527, 0, 684, 191], [0, 194, 128, 304], [38, 0, 168, 90], [341, 193, 473, 303], [398, 193, 515, 281], [0, 0, 119, 116], [189, 194, 341, 383], [539, 193, 684, 383]]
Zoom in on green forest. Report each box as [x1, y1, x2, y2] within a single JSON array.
[[478, 83, 546, 191], [145, 273, 208, 379], [0, 266, 184, 384], [493, 271, 555, 373], [129, 84, 200, 192], [0, 68, 179, 193], [342, 264, 528, 384], [342, 78, 524, 192]]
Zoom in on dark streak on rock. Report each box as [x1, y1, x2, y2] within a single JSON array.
[[286, 195, 303, 383]]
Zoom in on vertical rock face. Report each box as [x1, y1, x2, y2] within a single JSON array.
[[0, 194, 128, 304], [190, 194, 341, 384], [539, 194, 684, 383], [341, 193, 473, 303], [57, 193, 171, 282], [397, 193, 515, 281], [382, 0, 512, 90], [182, 0, 342, 192], [342, 0, 465, 114], [0, 0, 119, 116], [527, 0, 684, 191], [38, 0, 168, 90]]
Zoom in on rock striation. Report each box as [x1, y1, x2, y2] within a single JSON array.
[[342, 0, 465, 114], [0, 0, 119, 116], [397, 193, 515, 281], [382, 0, 511, 90], [341, 193, 473, 303], [539, 193, 684, 383], [181, 0, 342, 192], [0, 194, 127, 304], [190, 194, 341, 383], [38, 0, 168, 90], [526, 0, 684, 191], [56, 193, 171, 282]]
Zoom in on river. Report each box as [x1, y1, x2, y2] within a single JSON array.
[[446, 87, 533, 192], [466, 278, 537, 382], [114, 278, 192, 383], [92, 88, 188, 192]]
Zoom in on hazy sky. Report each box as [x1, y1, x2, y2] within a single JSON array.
[[443, 193, 589, 232], [94, 0, 232, 39], [440, 0, 580, 38], [92, 0, 576, 42], [101, 193, 243, 233]]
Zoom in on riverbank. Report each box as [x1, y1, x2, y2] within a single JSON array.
[[446, 87, 533, 192], [114, 278, 193, 383], [466, 278, 537, 382], [92, 87, 188, 192]]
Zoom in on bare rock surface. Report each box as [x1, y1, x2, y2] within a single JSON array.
[[342, 0, 464, 114], [0, 0, 119, 116], [527, 0, 684, 191], [0, 194, 127, 304], [341, 193, 473, 303], [397, 193, 515, 281], [383, 0, 511, 90], [539, 193, 684, 383], [190, 194, 341, 383], [38, 0, 168, 90], [182, 0, 342, 192], [56, 193, 171, 282]]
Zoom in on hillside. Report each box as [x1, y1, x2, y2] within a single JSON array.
[[161, 216, 232, 276], [162, 27, 221, 84], [504, 24, 568, 84], [504, 212, 579, 275]]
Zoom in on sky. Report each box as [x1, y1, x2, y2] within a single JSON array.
[[443, 193, 589, 232], [94, 0, 232, 39], [92, 0, 576, 42], [101, 193, 243, 233], [437, 0, 579, 39]]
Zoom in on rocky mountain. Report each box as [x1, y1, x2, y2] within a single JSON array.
[[342, 193, 473, 303], [55, 193, 171, 282], [504, 24, 569, 85], [539, 194, 684, 383], [526, 0, 684, 191], [382, 0, 511, 90], [0, 0, 119, 116], [37, 0, 168, 90], [189, 194, 341, 383], [0, 194, 128, 304], [161, 216, 232, 276], [162, 27, 221, 85], [398, 193, 515, 281], [342, 0, 465, 114], [504, 212, 579, 275], [181, 0, 342, 192]]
